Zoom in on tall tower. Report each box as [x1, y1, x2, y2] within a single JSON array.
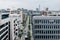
[[39, 4, 40, 11], [36, 4, 40, 11]]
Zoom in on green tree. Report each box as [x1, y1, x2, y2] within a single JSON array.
[[21, 30, 23, 32], [28, 25, 30, 30], [18, 33, 22, 38], [27, 31, 31, 40]]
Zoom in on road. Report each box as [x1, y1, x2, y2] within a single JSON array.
[[29, 16, 34, 40], [21, 16, 29, 40]]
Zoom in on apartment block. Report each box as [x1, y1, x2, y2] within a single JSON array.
[[10, 11, 21, 40], [0, 13, 10, 40]]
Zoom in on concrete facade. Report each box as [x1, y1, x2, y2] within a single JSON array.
[[9, 13, 21, 40], [32, 16, 60, 40], [0, 13, 10, 40]]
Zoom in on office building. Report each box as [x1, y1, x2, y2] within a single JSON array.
[[10, 11, 21, 40], [0, 12, 10, 40], [32, 15, 60, 40]]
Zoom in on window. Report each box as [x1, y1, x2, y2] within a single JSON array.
[[58, 25, 59, 28], [39, 20, 41, 23], [46, 25, 47, 29], [16, 29, 18, 31], [16, 33, 17, 35], [0, 22, 8, 29], [46, 36, 47, 39], [48, 31, 49, 34], [39, 25, 41, 29], [0, 24, 5, 29], [35, 36, 38, 39], [34, 25, 37, 29], [14, 20, 15, 23], [2, 14, 9, 19], [54, 31, 55, 34], [14, 24, 17, 26], [44, 36, 45, 39], [14, 31, 15, 34], [3, 35, 8, 40], [0, 31, 8, 39], [34, 20, 37, 23], [16, 24, 17, 26], [0, 27, 8, 34]]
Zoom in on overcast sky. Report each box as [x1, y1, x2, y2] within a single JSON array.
[[0, 0, 60, 10]]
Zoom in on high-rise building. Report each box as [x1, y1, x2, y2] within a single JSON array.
[[32, 15, 60, 40], [0, 13, 10, 40], [9, 10, 21, 40], [17, 9, 24, 29], [0, 9, 21, 40]]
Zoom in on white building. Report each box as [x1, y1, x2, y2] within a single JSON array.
[[0, 12, 10, 40], [32, 15, 60, 40], [0, 9, 24, 40], [9, 11, 21, 40], [17, 9, 24, 30]]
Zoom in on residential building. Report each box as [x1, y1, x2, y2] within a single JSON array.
[[0, 12, 10, 40], [17, 9, 24, 30], [32, 15, 60, 40], [9, 11, 21, 40]]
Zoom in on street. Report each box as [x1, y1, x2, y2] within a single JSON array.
[[21, 16, 29, 40], [29, 16, 34, 40]]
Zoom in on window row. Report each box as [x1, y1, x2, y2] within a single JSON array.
[[34, 25, 60, 29], [34, 20, 60, 24], [0, 31, 8, 39], [35, 35, 60, 39], [0, 22, 8, 29], [3, 35, 8, 40], [34, 30, 60, 34], [0, 27, 8, 34], [1, 14, 9, 19], [14, 24, 17, 26]]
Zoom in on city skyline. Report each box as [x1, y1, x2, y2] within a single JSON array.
[[0, 0, 60, 11]]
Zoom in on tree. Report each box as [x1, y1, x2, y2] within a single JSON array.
[[27, 31, 31, 40], [21, 30, 23, 32], [18, 33, 22, 38], [28, 25, 30, 30]]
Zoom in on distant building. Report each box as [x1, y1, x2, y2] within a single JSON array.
[[28, 10, 40, 16], [48, 11, 60, 16], [32, 15, 60, 40]]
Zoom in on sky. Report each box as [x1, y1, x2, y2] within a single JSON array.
[[0, 0, 60, 10]]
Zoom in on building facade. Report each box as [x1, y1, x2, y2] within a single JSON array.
[[10, 12, 21, 40], [0, 13, 10, 40], [32, 16, 60, 40]]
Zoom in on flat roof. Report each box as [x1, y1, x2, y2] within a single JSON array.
[[33, 15, 60, 19]]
